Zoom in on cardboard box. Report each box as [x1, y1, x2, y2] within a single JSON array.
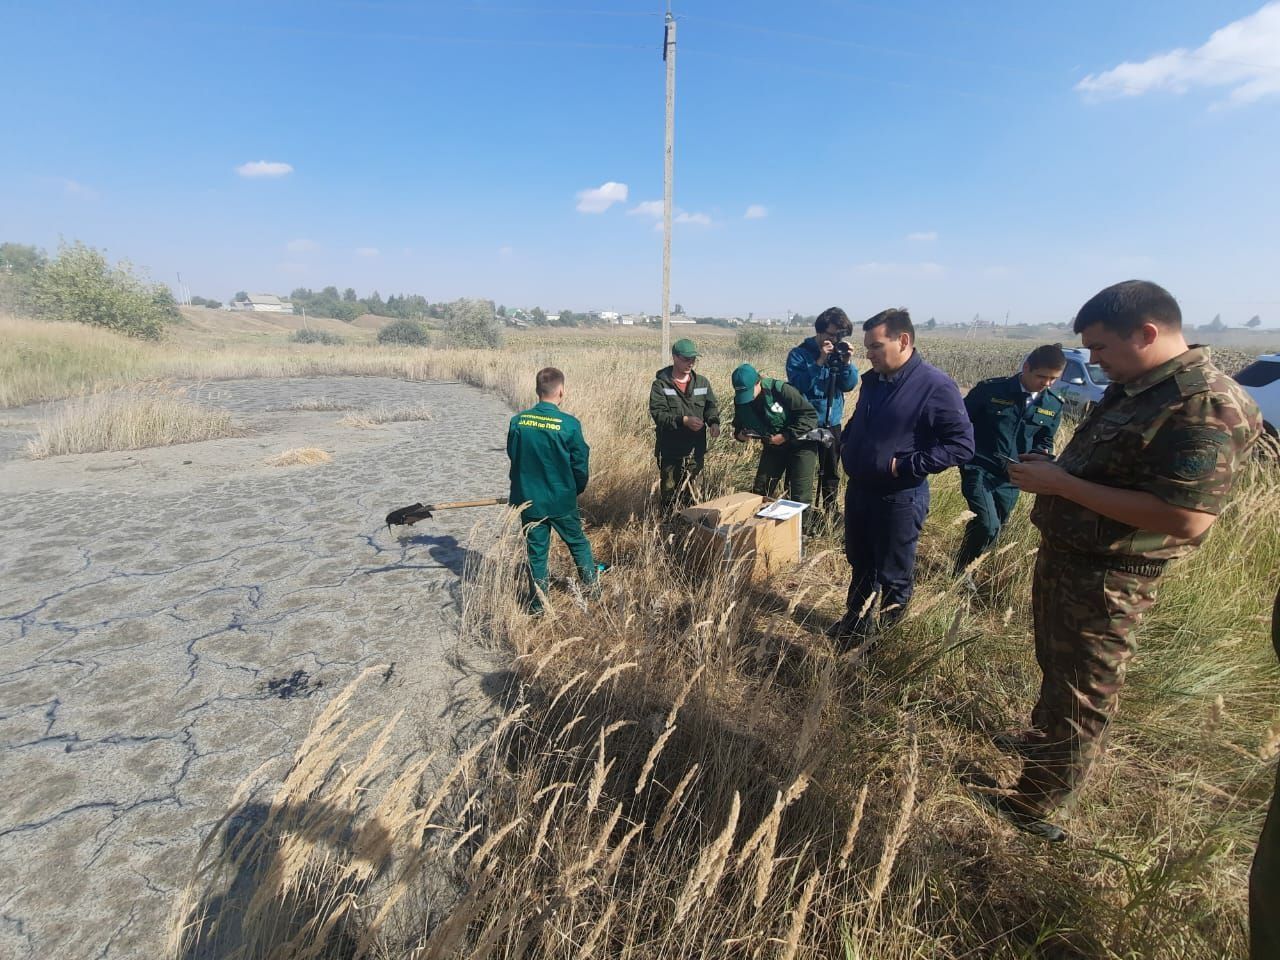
[[676, 492, 802, 582]]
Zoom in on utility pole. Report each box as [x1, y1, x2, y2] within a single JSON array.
[[661, 8, 676, 360]]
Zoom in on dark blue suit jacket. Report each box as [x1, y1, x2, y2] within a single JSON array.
[[839, 351, 974, 491]]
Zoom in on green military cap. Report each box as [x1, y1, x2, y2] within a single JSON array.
[[732, 363, 760, 405], [672, 338, 699, 358]]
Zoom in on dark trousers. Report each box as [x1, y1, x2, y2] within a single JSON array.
[[1012, 546, 1159, 815], [954, 465, 1021, 573], [1252, 765, 1280, 960], [521, 510, 597, 608], [842, 482, 930, 624], [815, 440, 842, 513]]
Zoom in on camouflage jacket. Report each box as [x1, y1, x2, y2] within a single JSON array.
[[1030, 347, 1262, 561]]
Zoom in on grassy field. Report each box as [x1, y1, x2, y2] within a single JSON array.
[[2, 313, 1278, 958]]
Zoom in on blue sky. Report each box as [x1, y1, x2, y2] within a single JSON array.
[[3, 0, 1279, 325]]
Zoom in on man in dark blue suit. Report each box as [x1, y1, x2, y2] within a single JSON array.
[[831, 309, 974, 646]]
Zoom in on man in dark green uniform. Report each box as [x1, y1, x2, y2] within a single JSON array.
[[649, 338, 721, 513], [507, 367, 602, 613], [954, 344, 1066, 578], [1251, 584, 1280, 960], [984, 280, 1262, 842], [730, 363, 819, 509]]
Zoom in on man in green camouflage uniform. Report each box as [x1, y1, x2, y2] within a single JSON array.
[[1251, 583, 1280, 959], [649, 338, 721, 513], [989, 280, 1263, 841]]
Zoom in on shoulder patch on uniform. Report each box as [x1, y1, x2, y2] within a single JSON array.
[[693, 386, 708, 395], [1174, 366, 1211, 397], [1170, 428, 1225, 480]]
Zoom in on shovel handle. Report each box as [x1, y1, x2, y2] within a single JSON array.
[[426, 497, 509, 511]]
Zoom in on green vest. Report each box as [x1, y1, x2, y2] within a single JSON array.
[[506, 400, 590, 518]]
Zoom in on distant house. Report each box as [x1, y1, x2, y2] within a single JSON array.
[[231, 293, 294, 313], [546, 314, 561, 324], [600, 311, 621, 323], [670, 317, 697, 326]]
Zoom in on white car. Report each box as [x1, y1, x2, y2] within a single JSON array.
[[1053, 347, 1110, 413], [1234, 353, 1280, 439]]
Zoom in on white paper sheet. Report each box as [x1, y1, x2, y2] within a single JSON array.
[[755, 499, 808, 521]]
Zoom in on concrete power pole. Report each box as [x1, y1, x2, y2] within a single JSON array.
[[661, 9, 676, 360]]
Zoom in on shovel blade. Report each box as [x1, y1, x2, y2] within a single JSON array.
[[386, 503, 434, 527]]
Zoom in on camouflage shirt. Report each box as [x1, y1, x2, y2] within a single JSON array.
[[1031, 346, 1262, 561]]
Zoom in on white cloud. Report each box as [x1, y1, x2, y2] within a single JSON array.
[[236, 160, 294, 179], [674, 211, 711, 226], [1076, 2, 1280, 104], [355, 247, 380, 258], [498, 245, 514, 257], [853, 261, 945, 276], [744, 204, 768, 220], [906, 230, 937, 242], [575, 181, 628, 213], [286, 238, 318, 253], [628, 200, 664, 218]]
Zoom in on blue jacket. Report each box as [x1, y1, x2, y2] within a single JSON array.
[[786, 337, 860, 427], [963, 374, 1063, 476], [839, 351, 974, 491]]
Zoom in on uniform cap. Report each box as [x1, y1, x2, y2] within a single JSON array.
[[671, 338, 698, 358], [732, 363, 761, 405]]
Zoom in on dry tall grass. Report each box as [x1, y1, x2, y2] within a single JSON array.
[[24, 387, 239, 458], [166, 330, 1280, 958], [265, 448, 333, 467]]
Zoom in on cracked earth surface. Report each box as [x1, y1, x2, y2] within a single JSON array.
[[0, 376, 513, 959]]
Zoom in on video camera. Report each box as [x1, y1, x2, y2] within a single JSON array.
[[829, 339, 854, 369]]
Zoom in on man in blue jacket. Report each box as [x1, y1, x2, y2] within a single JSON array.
[[786, 306, 861, 518], [831, 309, 974, 645], [953, 344, 1066, 579]]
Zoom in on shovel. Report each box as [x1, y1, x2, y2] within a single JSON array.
[[385, 496, 507, 530]]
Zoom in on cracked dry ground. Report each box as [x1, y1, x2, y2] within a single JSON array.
[[0, 376, 514, 959]]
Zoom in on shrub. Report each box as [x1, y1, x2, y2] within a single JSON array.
[[736, 327, 770, 355], [290, 328, 346, 346], [29, 241, 174, 340], [377, 319, 431, 346], [441, 297, 503, 349]]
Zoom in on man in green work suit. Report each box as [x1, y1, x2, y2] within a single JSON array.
[[986, 280, 1263, 842], [649, 338, 721, 513], [954, 344, 1066, 579], [731, 363, 819, 509], [507, 366, 602, 613]]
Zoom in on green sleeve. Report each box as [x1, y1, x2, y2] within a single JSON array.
[[781, 383, 818, 442], [649, 378, 679, 431], [704, 379, 721, 427], [569, 420, 590, 494]]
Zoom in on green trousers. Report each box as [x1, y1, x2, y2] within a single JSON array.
[[751, 441, 817, 508], [522, 510, 597, 609], [657, 445, 705, 513], [955, 465, 1022, 573]]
